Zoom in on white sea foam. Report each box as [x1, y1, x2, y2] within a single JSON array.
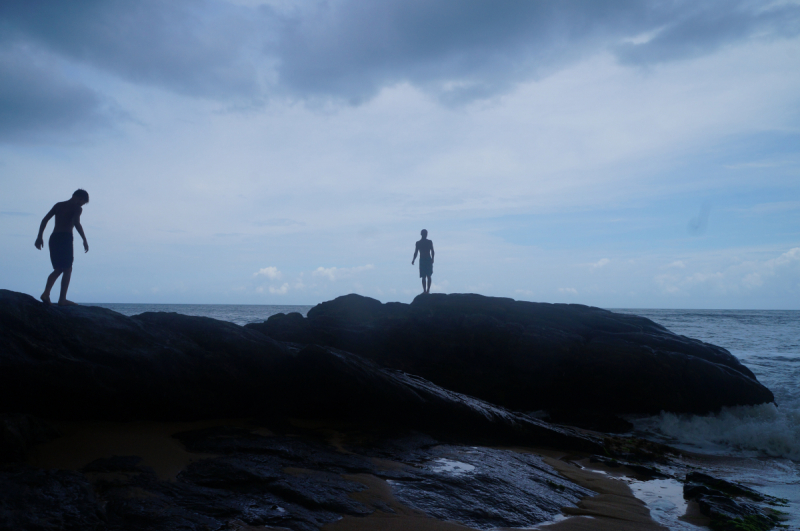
[[640, 403, 800, 461]]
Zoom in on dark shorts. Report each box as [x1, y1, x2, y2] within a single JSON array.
[[419, 259, 433, 278], [49, 232, 74, 270]]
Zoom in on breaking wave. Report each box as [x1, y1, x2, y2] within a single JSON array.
[[635, 403, 800, 461]]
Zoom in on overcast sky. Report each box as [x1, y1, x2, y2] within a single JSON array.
[[2, 0, 799, 308]]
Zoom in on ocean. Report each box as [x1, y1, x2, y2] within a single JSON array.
[[613, 309, 800, 528], [91, 303, 800, 527], [91, 303, 315, 327]]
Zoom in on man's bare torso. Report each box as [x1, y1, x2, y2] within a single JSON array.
[[416, 239, 433, 260], [51, 201, 83, 234]]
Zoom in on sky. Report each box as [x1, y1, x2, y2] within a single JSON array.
[[1, 0, 799, 309]]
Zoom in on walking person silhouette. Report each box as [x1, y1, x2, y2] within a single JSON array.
[[412, 229, 434, 294], [35, 189, 90, 306]]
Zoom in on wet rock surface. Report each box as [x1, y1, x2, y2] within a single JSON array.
[[378, 445, 592, 529], [1, 424, 597, 531], [0, 464, 104, 531], [683, 472, 788, 531], [248, 293, 774, 416]]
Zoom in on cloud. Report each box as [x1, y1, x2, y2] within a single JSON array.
[[742, 272, 763, 289], [312, 264, 374, 281], [654, 247, 800, 296], [767, 247, 800, 269], [274, 0, 800, 103], [254, 266, 282, 279], [430, 279, 449, 293], [0, 48, 109, 142], [591, 258, 611, 269], [667, 260, 686, 269], [269, 283, 289, 294], [253, 218, 304, 227], [0, 0, 264, 100], [559, 287, 578, 295], [615, 2, 800, 66], [1, 0, 797, 114]]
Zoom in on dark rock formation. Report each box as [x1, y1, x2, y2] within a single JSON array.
[[0, 414, 60, 463], [0, 424, 596, 531], [247, 293, 774, 415], [0, 289, 599, 453], [0, 465, 105, 531], [371, 443, 592, 529], [0, 289, 784, 530], [683, 472, 787, 531], [0, 289, 292, 420]]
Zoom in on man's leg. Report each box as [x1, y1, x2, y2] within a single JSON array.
[[58, 267, 75, 305], [421, 277, 426, 294], [426, 276, 432, 294], [41, 269, 63, 304]]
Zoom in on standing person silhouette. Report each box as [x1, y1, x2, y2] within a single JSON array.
[[412, 229, 434, 295], [34, 189, 90, 306]]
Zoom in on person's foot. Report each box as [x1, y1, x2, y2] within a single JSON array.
[[40, 294, 51, 305], [57, 299, 78, 306]]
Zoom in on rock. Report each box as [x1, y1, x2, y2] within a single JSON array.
[[683, 472, 786, 531], [685, 472, 766, 501], [545, 409, 634, 433], [368, 444, 593, 529], [0, 464, 105, 531], [179, 454, 285, 487], [0, 413, 60, 463], [270, 344, 603, 452], [0, 289, 599, 453], [0, 421, 606, 531], [0, 289, 292, 420], [248, 293, 774, 415]]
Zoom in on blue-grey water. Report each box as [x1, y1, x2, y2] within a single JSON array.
[[91, 303, 314, 326], [90, 303, 800, 526], [612, 309, 800, 460], [613, 309, 800, 527]]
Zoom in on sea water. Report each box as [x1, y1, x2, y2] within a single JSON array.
[[610, 310, 800, 460], [90, 303, 800, 526], [91, 303, 314, 326], [613, 309, 800, 527]]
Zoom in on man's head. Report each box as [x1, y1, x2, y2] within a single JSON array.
[[421, 229, 428, 238], [72, 189, 89, 205]]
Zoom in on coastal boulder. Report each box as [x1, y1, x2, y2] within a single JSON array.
[[247, 293, 775, 416], [0, 289, 598, 452]]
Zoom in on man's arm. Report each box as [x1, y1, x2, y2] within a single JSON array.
[[35, 206, 56, 249], [430, 242, 434, 264], [412, 242, 419, 265], [74, 210, 89, 253]]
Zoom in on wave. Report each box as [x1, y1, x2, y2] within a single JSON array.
[[634, 403, 800, 461]]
